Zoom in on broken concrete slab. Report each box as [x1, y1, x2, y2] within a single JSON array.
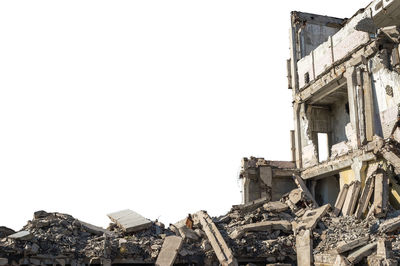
[[379, 214, 400, 233], [79, 220, 115, 237], [288, 188, 303, 205], [341, 181, 361, 216], [333, 184, 349, 216], [328, 236, 369, 254], [230, 220, 292, 240], [196, 211, 237, 266], [292, 174, 318, 207], [263, 201, 289, 212], [177, 226, 199, 241], [354, 175, 374, 219], [296, 229, 313, 266], [232, 196, 271, 215], [347, 242, 377, 264], [107, 209, 152, 233], [7, 230, 32, 241], [155, 235, 183, 266], [295, 204, 330, 231]]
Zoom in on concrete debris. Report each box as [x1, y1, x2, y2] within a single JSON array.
[[0, 227, 15, 239], [341, 181, 361, 216], [333, 184, 349, 216], [293, 204, 330, 232], [347, 242, 377, 264], [195, 211, 237, 266], [230, 220, 292, 240], [296, 229, 313, 266], [5, 1, 400, 265], [155, 236, 183, 266], [107, 209, 152, 233]]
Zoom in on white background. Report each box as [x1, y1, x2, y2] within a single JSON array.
[[0, 0, 371, 230]]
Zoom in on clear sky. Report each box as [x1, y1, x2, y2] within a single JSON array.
[[0, 0, 371, 230]]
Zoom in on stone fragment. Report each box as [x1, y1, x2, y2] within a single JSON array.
[[107, 209, 152, 233], [155, 235, 183, 266]]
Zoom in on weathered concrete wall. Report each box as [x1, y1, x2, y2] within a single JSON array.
[[271, 176, 298, 201], [370, 50, 400, 138], [315, 176, 340, 206], [297, 11, 371, 90], [331, 99, 351, 145]]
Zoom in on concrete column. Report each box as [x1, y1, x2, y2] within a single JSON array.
[[351, 157, 367, 183], [293, 102, 303, 168], [242, 178, 250, 204], [346, 66, 361, 148]]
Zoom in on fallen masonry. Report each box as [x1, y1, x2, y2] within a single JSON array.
[[4, 0, 400, 264]]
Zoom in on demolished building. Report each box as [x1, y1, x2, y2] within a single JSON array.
[[4, 0, 400, 265]]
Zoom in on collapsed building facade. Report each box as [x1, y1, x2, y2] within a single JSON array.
[[3, 0, 400, 265]]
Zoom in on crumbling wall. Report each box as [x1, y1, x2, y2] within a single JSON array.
[[370, 44, 400, 138]]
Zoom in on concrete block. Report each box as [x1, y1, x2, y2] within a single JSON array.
[[296, 229, 313, 266], [230, 220, 292, 240], [155, 236, 183, 266], [334, 184, 349, 216], [7, 230, 32, 241], [347, 242, 377, 264], [107, 209, 152, 233]]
